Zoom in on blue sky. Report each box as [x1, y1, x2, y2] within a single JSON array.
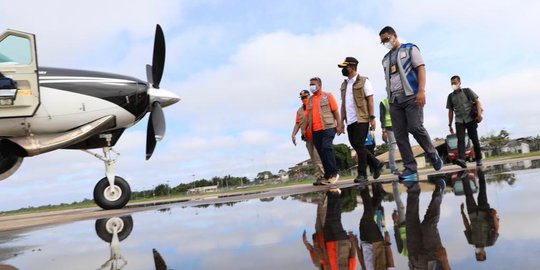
[[1, 0, 539, 210]]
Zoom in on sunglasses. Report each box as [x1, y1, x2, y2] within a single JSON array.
[[300, 95, 309, 99]]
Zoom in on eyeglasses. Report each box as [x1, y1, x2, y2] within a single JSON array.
[[380, 35, 393, 44]]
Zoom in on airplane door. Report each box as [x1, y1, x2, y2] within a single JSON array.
[[0, 29, 40, 118]]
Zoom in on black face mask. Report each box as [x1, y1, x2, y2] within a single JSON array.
[[341, 67, 349, 77]]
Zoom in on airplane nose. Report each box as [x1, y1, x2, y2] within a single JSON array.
[[148, 87, 181, 107]]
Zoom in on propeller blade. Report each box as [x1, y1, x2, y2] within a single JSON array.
[[146, 112, 157, 161], [146, 64, 154, 85], [153, 248, 168, 270], [151, 24, 165, 89], [151, 102, 166, 141], [145, 102, 166, 160]]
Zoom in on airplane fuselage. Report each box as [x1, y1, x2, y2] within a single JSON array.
[[0, 67, 150, 142]]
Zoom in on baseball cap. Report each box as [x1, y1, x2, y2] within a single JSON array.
[[337, 57, 359, 68]]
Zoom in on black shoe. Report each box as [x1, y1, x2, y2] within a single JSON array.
[[312, 181, 324, 186], [476, 160, 483, 167], [429, 177, 447, 194], [354, 175, 368, 184], [373, 162, 384, 179], [455, 159, 467, 168]]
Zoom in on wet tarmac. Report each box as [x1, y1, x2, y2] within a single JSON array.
[[1, 158, 539, 269]]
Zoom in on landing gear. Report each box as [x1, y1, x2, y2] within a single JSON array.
[[84, 134, 132, 210], [95, 215, 133, 269], [95, 215, 134, 243]]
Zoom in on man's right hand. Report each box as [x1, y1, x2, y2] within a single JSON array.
[[449, 126, 454, 134], [382, 130, 388, 143]]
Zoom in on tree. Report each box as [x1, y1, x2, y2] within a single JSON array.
[[256, 171, 274, 180], [374, 143, 389, 156], [154, 184, 170, 196], [334, 143, 355, 172]]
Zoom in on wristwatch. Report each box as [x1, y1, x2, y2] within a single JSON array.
[[369, 115, 376, 120]]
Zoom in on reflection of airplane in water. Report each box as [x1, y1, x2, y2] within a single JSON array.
[[0, 25, 179, 210], [94, 215, 168, 270]]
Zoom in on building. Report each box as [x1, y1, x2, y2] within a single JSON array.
[[187, 185, 218, 194], [501, 138, 531, 154], [374, 139, 446, 173]]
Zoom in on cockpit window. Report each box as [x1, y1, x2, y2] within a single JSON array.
[[0, 35, 32, 65]]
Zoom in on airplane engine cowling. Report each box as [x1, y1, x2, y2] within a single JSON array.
[[0, 151, 23, 181]]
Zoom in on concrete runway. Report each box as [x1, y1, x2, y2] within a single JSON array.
[[0, 156, 536, 233]]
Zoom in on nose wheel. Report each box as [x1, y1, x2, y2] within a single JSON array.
[[84, 134, 132, 210], [93, 176, 131, 210]]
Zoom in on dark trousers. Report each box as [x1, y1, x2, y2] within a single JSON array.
[[390, 98, 437, 173], [323, 191, 348, 241], [463, 168, 490, 212], [456, 120, 482, 161], [359, 186, 384, 243], [406, 183, 443, 261], [313, 128, 337, 179], [347, 122, 380, 177]]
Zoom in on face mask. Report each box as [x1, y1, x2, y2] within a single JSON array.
[[452, 84, 460, 90], [341, 67, 349, 77], [383, 37, 395, 50], [309, 85, 317, 93]]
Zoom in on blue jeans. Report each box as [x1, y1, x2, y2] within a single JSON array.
[[312, 128, 337, 179]]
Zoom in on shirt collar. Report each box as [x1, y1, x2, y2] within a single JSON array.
[[346, 74, 357, 84]]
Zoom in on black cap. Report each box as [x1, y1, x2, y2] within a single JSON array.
[[337, 57, 359, 68], [299, 90, 310, 96]]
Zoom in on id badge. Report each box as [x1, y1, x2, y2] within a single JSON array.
[[390, 64, 397, 74]]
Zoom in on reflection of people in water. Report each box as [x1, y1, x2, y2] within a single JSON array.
[[459, 168, 500, 261], [303, 189, 357, 269], [391, 181, 407, 257], [355, 183, 395, 270], [405, 178, 451, 269]]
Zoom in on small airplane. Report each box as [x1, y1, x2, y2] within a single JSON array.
[[0, 25, 180, 210]]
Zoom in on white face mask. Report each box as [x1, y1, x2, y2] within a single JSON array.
[[309, 85, 317, 93], [452, 84, 460, 90]]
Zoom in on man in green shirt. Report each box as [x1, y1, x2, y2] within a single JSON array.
[[446, 75, 484, 167]]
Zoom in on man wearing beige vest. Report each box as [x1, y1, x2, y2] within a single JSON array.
[[338, 57, 384, 185], [292, 90, 325, 185]]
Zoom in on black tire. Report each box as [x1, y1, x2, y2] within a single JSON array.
[[93, 176, 131, 210], [95, 215, 134, 243]]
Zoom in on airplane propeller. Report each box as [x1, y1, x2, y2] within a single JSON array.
[[145, 24, 167, 160]]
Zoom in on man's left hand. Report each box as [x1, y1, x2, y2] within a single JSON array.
[[369, 119, 376, 130], [476, 114, 483, 123], [415, 91, 426, 107]]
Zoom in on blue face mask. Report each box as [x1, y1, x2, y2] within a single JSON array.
[[309, 85, 317, 93]]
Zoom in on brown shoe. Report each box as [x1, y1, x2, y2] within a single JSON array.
[[322, 174, 339, 185]]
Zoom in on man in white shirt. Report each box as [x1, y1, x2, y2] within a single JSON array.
[[338, 57, 384, 184]]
